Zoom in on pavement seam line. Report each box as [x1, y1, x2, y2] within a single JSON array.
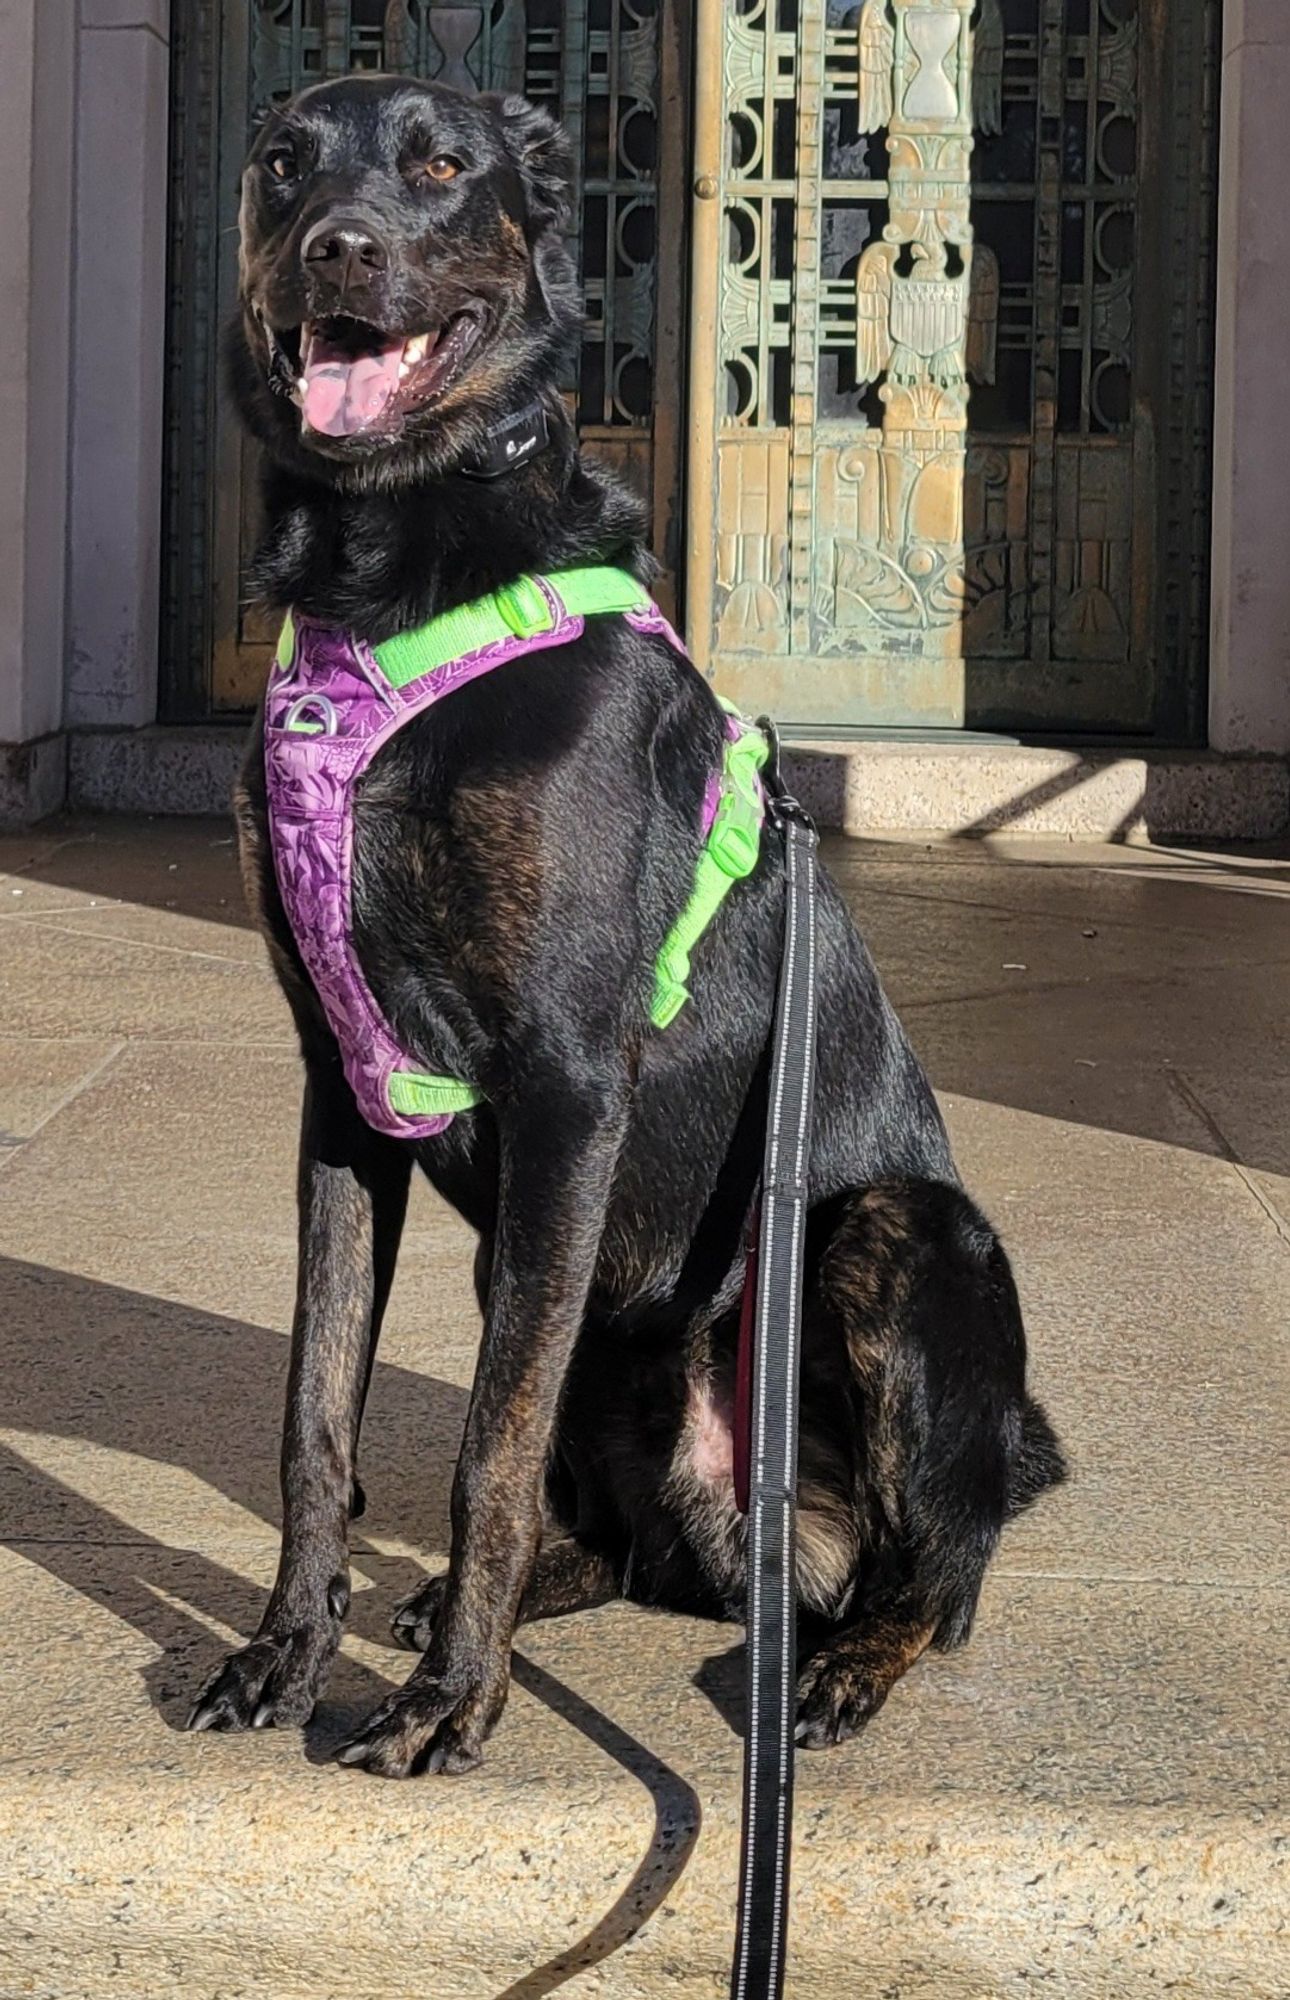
[[901, 957, 1290, 1016], [0, 903, 127, 922], [21, 918, 266, 970], [119, 1034, 295, 1051], [1, 835, 84, 878], [1165, 1067, 1290, 1249], [0, 1038, 129, 1169]]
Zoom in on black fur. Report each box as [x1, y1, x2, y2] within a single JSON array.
[[188, 77, 1065, 1773]]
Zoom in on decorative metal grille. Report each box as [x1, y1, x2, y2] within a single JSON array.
[[688, 0, 1219, 735], [163, 0, 1217, 732]]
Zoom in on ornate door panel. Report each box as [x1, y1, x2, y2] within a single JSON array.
[[686, 0, 1218, 735], [163, 0, 689, 715]]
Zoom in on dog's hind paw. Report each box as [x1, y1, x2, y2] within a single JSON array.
[[793, 1614, 935, 1750], [793, 1651, 888, 1751], [390, 1573, 448, 1653]]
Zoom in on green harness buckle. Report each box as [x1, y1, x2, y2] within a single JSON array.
[[371, 566, 651, 688], [494, 575, 557, 640]]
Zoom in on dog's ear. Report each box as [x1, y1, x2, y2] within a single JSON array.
[[488, 94, 574, 230]]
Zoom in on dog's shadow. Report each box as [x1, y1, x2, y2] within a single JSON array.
[[0, 1254, 702, 1995], [0, 1253, 457, 1723]]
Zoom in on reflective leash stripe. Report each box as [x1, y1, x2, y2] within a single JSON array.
[[731, 736, 818, 2000]]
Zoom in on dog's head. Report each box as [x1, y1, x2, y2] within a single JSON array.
[[232, 75, 577, 483]]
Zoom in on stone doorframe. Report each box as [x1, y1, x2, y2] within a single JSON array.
[[1, 0, 169, 821], [2, 0, 1289, 826], [1208, 0, 1290, 757]]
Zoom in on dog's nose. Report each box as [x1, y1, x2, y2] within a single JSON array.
[[301, 218, 389, 298]]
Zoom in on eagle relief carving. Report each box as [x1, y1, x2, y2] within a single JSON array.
[[855, 237, 999, 395]]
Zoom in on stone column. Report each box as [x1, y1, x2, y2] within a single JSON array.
[[1210, 0, 1290, 756], [66, 0, 172, 734], [0, 2, 77, 820]]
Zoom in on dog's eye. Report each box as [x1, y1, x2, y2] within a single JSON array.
[[420, 156, 461, 184], [265, 149, 297, 184]]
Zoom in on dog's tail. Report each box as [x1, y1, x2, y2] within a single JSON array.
[[1006, 1394, 1068, 1519]]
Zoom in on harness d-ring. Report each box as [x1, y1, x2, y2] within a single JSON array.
[[283, 692, 339, 736]]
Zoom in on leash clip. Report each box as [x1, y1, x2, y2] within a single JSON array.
[[755, 715, 817, 838]]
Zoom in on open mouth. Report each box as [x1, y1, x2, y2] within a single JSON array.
[[265, 312, 485, 439]]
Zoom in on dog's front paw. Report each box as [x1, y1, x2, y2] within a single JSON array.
[[793, 1648, 888, 1751], [335, 1655, 506, 1778], [187, 1582, 349, 1733], [389, 1572, 448, 1653]]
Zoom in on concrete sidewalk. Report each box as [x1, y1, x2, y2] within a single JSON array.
[[0, 818, 1286, 2000]]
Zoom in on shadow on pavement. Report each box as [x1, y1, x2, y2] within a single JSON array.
[[0, 1254, 704, 1995], [4, 815, 1288, 1175]]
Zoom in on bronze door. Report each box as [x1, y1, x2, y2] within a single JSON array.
[[163, 0, 1218, 734], [686, 0, 1218, 736]]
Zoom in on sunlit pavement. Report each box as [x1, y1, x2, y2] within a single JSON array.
[[1, 817, 1286, 1999]]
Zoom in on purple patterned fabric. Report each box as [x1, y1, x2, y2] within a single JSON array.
[[265, 590, 691, 1140]]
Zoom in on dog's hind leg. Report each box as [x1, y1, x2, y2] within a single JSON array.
[[392, 1538, 619, 1652], [794, 1179, 1065, 1750], [188, 1064, 411, 1732]]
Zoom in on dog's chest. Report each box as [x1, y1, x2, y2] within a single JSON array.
[[351, 750, 547, 1001]]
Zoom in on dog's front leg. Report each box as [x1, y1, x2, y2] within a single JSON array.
[[188, 1064, 411, 1732], [336, 1069, 627, 1778]]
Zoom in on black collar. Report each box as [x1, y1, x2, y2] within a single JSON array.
[[459, 399, 551, 481]]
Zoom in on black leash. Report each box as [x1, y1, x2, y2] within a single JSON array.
[[730, 724, 819, 2000]]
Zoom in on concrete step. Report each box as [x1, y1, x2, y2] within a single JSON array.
[[0, 818, 1287, 1997], [4, 1553, 1283, 1998], [785, 740, 1290, 842], [60, 725, 1290, 841]]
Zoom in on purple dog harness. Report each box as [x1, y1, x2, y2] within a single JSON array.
[[265, 566, 770, 1142]]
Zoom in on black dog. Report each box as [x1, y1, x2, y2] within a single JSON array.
[[188, 76, 1064, 1776]]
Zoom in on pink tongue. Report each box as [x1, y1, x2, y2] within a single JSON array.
[[301, 330, 405, 437]]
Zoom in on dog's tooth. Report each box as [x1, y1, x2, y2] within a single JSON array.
[[405, 333, 429, 363]]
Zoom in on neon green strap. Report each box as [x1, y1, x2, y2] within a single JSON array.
[[551, 566, 655, 619], [652, 725, 770, 1029], [386, 1071, 485, 1118], [372, 566, 652, 690]]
